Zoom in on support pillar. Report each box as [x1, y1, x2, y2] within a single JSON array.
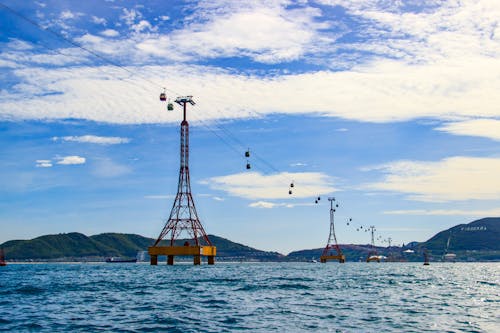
[[150, 255, 158, 265], [148, 96, 216, 266], [320, 197, 345, 263], [208, 256, 215, 265]]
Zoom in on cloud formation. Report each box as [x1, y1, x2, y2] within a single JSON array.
[[436, 119, 500, 141], [56, 155, 86, 165], [363, 156, 500, 202], [52, 135, 131, 144], [205, 171, 336, 200], [0, 1, 499, 141], [35, 159, 52, 168]]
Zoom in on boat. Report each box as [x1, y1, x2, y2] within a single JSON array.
[[105, 257, 137, 263], [0, 248, 7, 266]]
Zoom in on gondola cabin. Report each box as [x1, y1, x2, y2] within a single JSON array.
[[160, 92, 167, 101]]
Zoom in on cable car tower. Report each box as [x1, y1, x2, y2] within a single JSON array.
[[320, 198, 345, 263], [148, 95, 216, 265], [366, 225, 380, 262]]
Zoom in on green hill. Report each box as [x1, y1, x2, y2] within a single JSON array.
[[1, 218, 498, 262], [0, 233, 283, 261], [1, 232, 118, 259], [420, 217, 500, 252]]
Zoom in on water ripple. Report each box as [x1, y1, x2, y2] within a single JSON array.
[[0, 263, 499, 332]]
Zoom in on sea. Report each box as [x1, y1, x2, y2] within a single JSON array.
[[0, 262, 498, 332]]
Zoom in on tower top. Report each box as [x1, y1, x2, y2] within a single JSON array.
[[174, 96, 195, 122], [175, 96, 196, 106]]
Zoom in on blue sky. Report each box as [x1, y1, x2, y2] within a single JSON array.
[[1, 0, 499, 254]]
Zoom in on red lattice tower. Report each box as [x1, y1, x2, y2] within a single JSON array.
[[149, 96, 215, 265], [320, 197, 345, 263]]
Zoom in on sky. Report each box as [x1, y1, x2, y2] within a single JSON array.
[[0, 0, 499, 254]]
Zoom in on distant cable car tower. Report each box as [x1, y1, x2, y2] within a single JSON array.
[[148, 96, 216, 266], [366, 225, 380, 262], [320, 197, 345, 263]]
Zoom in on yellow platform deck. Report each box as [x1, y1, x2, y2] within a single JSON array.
[[148, 245, 216, 265], [320, 254, 346, 263]]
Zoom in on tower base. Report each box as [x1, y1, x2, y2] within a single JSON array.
[[320, 254, 345, 263], [148, 246, 216, 265]]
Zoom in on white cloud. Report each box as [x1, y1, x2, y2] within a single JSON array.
[[60, 10, 83, 20], [56, 155, 86, 165], [249, 201, 280, 209], [1, 1, 500, 127], [92, 16, 107, 25], [212, 196, 225, 201], [137, 5, 323, 63], [437, 119, 500, 141], [60, 10, 75, 20], [248, 200, 316, 209], [100, 29, 119, 37], [6, 39, 33, 51], [318, 0, 500, 62], [132, 20, 156, 33], [363, 156, 500, 202], [35, 159, 52, 168], [120, 8, 142, 27], [205, 171, 336, 200], [384, 208, 500, 216], [2, 56, 499, 125], [52, 135, 130, 145]]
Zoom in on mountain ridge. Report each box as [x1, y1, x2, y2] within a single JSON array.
[[1, 217, 498, 262]]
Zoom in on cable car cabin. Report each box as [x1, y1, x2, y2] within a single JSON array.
[[245, 150, 250, 158], [160, 93, 167, 101], [167, 103, 174, 111], [246, 163, 251, 170], [289, 190, 292, 195], [290, 183, 294, 188]]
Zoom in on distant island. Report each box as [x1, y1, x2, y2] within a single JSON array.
[[1, 217, 499, 262]]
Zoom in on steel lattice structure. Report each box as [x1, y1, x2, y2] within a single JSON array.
[[152, 96, 212, 248], [320, 197, 345, 263]]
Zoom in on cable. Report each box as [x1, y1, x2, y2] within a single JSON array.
[[1, 1, 328, 202], [0, 2, 169, 92]]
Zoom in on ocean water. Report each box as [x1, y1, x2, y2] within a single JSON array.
[[0, 262, 498, 332]]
